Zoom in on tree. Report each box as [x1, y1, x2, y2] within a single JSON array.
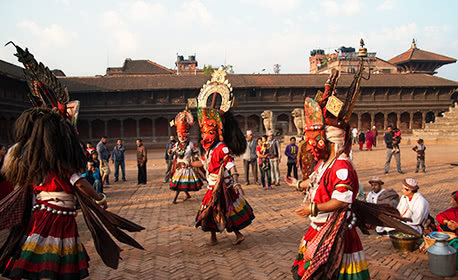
[[273, 64, 281, 74], [222, 64, 234, 74], [202, 64, 214, 75]]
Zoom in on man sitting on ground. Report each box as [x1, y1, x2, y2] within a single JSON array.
[[397, 178, 430, 234], [366, 177, 399, 234]]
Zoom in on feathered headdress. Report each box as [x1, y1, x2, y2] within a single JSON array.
[[5, 42, 80, 130]]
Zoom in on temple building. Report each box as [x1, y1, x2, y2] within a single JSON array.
[[0, 41, 457, 147], [309, 47, 397, 74], [388, 39, 457, 74]]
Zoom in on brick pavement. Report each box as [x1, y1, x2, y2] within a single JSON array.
[[1, 143, 458, 279]]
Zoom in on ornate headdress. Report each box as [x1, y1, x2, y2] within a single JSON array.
[[301, 39, 370, 179], [172, 110, 194, 136], [6, 42, 80, 130], [195, 68, 234, 149]]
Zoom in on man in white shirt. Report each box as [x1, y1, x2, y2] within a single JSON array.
[[397, 178, 430, 234], [351, 127, 358, 145], [366, 177, 386, 234]]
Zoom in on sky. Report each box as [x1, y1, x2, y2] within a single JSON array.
[[1, 0, 457, 80]]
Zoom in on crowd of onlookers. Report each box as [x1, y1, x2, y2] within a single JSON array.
[[82, 136, 148, 194], [241, 130, 284, 190]]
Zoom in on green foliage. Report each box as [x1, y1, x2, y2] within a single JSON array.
[[202, 64, 214, 75]]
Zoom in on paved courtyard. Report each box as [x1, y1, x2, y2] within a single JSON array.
[[2, 142, 458, 279]]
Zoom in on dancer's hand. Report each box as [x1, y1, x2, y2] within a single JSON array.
[[284, 176, 297, 188], [234, 183, 245, 195], [296, 204, 311, 218]]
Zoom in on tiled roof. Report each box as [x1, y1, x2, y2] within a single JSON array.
[[0, 60, 25, 81], [59, 73, 458, 93], [106, 59, 174, 75], [389, 47, 456, 65]]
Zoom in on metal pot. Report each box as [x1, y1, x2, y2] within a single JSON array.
[[427, 232, 456, 277], [389, 230, 418, 252]]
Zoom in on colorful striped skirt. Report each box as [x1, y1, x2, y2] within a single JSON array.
[[2, 204, 89, 280], [196, 185, 255, 232], [170, 167, 203, 192], [292, 226, 370, 280]]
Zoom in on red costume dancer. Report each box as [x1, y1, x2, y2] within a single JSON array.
[[195, 69, 255, 246], [169, 110, 203, 204], [0, 44, 144, 279], [287, 40, 420, 280]]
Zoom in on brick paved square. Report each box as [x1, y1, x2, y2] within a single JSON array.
[[2, 142, 458, 279]]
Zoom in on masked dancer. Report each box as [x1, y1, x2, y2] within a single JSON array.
[[0, 43, 144, 280], [195, 69, 255, 246], [285, 40, 420, 280], [169, 109, 203, 204]]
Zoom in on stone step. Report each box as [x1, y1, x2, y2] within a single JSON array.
[[412, 131, 458, 136], [424, 124, 458, 130], [415, 127, 458, 132]]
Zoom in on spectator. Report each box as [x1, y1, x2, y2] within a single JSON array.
[[164, 136, 176, 183], [96, 136, 111, 186], [267, 130, 281, 186], [372, 126, 378, 147], [436, 191, 458, 234], [296, 136, 306, 178], [392, 128, 402, 154], [86, 142, 95, 160], [242, 130, 258, 185], [284, 136, 298, 179], [366, 177, 399, 234], [397, 178, 430, 234], [0, 144, 14, 201], [136, 139, 147, 185], [112, 139, 126, 182], [256, 136, 271, 190], [351, 127, 358, 145], [358, 130, 365, 151], [384, 125, 403, 174], [83, 162, 102, 194], [412, 139, 426, 173], [365, 129, 374, 151], [89, 151, 100, 169]]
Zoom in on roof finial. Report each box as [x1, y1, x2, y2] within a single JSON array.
[[411, 38, 417, 49]]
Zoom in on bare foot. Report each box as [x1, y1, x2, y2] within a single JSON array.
[[208, 238, 218, 246], [183, 195, 191, 201], [232, 235, 245, 245], [172, 200, 178, 204]]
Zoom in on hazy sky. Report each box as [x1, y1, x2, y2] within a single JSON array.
[[1, 0, 457, 80]]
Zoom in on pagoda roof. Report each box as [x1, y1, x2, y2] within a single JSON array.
[[389, 43, 456, 65]]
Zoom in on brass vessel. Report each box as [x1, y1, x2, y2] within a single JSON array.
[[389, 230, 419, 252]]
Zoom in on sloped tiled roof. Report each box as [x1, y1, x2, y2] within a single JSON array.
[[0, 60, 25, 80], [389, 47, 456, 65], [106, 59, 174, 75], [59, 73, 458, 93]]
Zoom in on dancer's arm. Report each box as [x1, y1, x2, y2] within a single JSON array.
[[296, 199, 348, 218], [74, 177, 108, 209]]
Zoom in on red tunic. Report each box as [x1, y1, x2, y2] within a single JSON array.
[[196, 142, 254, 232], [293, 157, 370, 280], [3, 173, 89, 280], [436, 207, 458, 234]]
